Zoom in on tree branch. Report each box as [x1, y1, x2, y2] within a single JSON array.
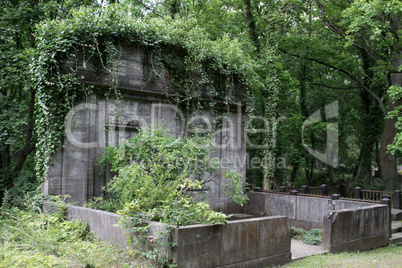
[[279, 47, 386, 114], [314, 0, 378, 61]]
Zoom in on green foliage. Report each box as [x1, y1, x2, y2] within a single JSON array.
[[303, 228, 323, 246], [0, 207, 142, 267], [99, 127, 247, 265], [83, 192, 121, 213], [291, 226, 307, 240], [101, 127, 246, 223], [291, 227, 322, 246], [387, 85, 402, 157], [33, 3, 263, 183]]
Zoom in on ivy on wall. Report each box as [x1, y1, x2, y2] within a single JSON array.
[[32, 4, 270, 181]]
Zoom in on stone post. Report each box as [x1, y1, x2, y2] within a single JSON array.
[[290, 190, 298, 196], [279, 186, 286, 193], [331, 194, 340, 200], [393, 190, 401, 210], [321, 184, 327, 196], [354, 187, 362, 199], [339, 184, 346, 197], [301, 185, 309, 194], [254, 187, 262, 192], [381, 198, 392, 238]]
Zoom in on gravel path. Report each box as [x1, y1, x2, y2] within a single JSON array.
[[291, 239, 328, 260]]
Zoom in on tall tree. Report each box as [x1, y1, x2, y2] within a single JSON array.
[[278, 0, 401, 189], [0, 0, 95, 202]]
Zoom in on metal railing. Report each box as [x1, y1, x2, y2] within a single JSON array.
[[263, 185, 401, 209]]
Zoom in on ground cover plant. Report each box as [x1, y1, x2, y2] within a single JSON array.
[[0, 198, 146, 267], [291, 227, 323, 245]]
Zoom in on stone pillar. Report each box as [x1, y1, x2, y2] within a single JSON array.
[[301, 185, 309, 194], [393, 190, 401, 209], [354, 187, 362, 199], [381, 198, 392, 238], [331, 194, 340, 200], [339, 184, 346, 197], [321, 184, 327, 196]]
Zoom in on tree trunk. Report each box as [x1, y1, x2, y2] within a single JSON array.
[[379, 98, 400, 189], [381, 16, 401, 190], [14, 87, 36, 174], [244, 0, 260, 53]]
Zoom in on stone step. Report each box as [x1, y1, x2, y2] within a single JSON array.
[[392, 221, 402, 234], [390, 232, 402, 246], [391, 208, 402, 221]]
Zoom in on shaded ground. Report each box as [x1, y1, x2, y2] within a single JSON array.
[[291, 239, 327, 260]]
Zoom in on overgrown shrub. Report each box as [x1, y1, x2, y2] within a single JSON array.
[[97, 127, 248, 265], [291, 227, 322, 245], [303, 228, 322, 245], [99, 127, 247, 225], [0, 206, 144, 267]]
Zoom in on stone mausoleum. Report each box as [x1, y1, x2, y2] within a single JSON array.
[[44, 43, 247, 214]]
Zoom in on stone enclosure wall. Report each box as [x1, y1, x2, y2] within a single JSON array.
[[44, 43, 247, 214], [44, 203, 291, 268], [245, 192, 390, 252]]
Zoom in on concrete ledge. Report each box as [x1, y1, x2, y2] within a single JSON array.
[[66, 205, 131, 247], [245, 192, 375, 228], [289, 219, 322, 231], [323, 233, 389, 253], [391, 233, 402, 246], [391, 208, 402, 221], [245, 192, 391, 254], [322, 205, 390, 253], [45, 202, 291, 267], [219, 252, 292, 268], [170, 216, 291, 268]]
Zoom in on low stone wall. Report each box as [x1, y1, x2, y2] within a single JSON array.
[[322, 205, 389, 253], [170, 216, 291, 268], [44, 203, 291, 267], [245, 192, 374, 230], [244, 192, 390, 253]]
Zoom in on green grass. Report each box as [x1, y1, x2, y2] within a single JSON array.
[[0, 207, 149, 267], [283, 245, 402, 267]]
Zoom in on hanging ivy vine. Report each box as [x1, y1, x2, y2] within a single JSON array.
[[32, 4, 268, 181]]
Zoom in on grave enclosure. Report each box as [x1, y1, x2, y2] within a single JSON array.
[[43, 43, 394, 267]]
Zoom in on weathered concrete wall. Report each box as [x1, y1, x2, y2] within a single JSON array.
[[245, 192, 375, 230], [245, 192, 390, 253], [322, 205, 390, 253], [44, 44, 247, 214], [45, 203, 291, 268], [171, 216, 291, 268]]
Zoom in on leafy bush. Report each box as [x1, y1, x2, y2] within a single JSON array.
[[303, 228, 323, 245], [291, 226, 307, 240], [96, 127, 249, 265], [100, 127, 247, 227], [291, 227, 322, 245]]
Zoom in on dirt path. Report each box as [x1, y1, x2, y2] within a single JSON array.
[[291, 239, 328, 260]]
